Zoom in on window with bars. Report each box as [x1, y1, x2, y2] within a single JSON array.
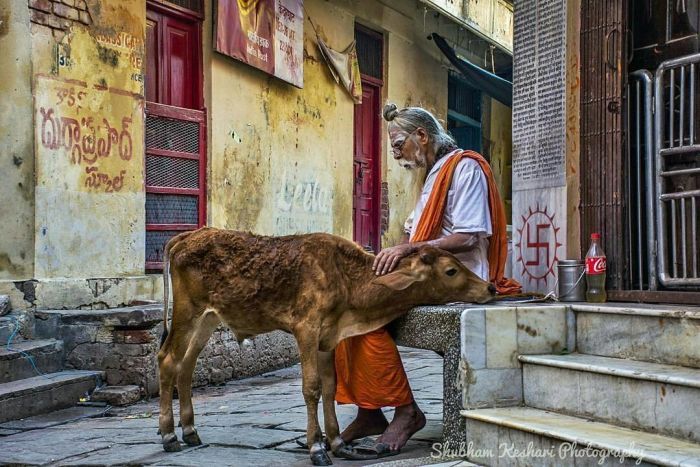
[[144, 103, 206, 269]]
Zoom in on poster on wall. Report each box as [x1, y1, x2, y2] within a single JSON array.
[[215, 0, 304, 88]]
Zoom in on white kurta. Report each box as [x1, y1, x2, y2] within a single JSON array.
[[405, 150, 492, 281]]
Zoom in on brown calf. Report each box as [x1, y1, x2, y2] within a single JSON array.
[[157, 228, 494, 465]]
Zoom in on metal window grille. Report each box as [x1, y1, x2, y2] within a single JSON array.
[[146, 230, 182, 263], [146, 115, 200, 154], [145, 102, 206, 270], [146, 194, 199, 224], [146, 155, 199, 189]]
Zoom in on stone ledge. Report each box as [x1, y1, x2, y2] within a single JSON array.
[[390, 305, 463, 353], [572, 302, 700, 319], [519, 353, 700, 388], [36, 304, 163, 330]]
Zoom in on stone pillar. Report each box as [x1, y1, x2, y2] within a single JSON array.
[[511, 0, 579, 294]]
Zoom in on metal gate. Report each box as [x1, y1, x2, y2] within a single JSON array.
[[654, 54, 700, 287], [626, 70, 655, 290]]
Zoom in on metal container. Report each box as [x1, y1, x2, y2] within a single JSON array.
[[557, 260, 586, 302]]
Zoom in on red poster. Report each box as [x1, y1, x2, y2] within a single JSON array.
[[215, 0, 303, 88]]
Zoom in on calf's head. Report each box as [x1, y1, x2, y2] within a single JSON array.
[[372, 246, 496, 304]]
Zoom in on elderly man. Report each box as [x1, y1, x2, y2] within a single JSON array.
[[335, 104, 519, 460]]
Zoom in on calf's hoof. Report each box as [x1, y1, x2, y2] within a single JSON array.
[[162, 433, 182, 452], [310, 449, 333, 466], [182, 429, 202, 446]]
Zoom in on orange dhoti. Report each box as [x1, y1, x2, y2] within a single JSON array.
[[334, 328, 413, 409]]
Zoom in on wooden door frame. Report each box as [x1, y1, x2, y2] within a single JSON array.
[[145, 0, 206, 270], [146, 0, 205, 111], [356, 75, 383, 252], [352, 23, 384, 252]]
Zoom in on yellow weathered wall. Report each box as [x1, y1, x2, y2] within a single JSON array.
[[0, 2, 34, 281], [32, 0, 146, 279], [209, 0, 450, 248], [487, 97, 512, 223], [209, 0, 352, 238], [1, 0, 494, 309]]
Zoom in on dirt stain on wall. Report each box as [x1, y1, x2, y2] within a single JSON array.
[[0, 253, 26, 276], [0, 12, 9, 38], [219, 128, 267, 231], [97, 44, 119, 67]]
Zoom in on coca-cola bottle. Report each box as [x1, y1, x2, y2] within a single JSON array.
[[585, 233, 607, 303]]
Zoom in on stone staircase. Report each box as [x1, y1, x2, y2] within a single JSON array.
[[0, 305, 105, 424], [460, 303, 700, 466]]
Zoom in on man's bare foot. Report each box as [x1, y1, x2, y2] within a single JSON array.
[[377, 401, 426, 451], [340, 408, 389, 444]]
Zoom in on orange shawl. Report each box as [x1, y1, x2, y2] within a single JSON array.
[[412, 150, 521, 295]]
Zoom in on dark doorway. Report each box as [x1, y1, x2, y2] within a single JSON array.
[[447, 73, 482, 153], [630, 0, 700, 72], [580, 0, 700, 300]]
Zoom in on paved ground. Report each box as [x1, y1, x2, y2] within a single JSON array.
[[0, 348, 472, 466]]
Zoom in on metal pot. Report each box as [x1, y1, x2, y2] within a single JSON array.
[[557, 259, 586, 302]]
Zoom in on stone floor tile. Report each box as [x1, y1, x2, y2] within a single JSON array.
[[0, 348, 444, 466]]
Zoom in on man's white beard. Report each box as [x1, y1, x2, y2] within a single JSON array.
[[401, 152, 426, 170]]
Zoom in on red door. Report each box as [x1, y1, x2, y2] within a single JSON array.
[[353, 80, 381, 252], [144, 1, 205, 270], [146, 6, 200, 108]]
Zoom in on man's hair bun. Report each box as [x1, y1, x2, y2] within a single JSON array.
[[383, 103, 399, 122]]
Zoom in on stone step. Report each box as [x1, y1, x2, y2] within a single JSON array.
[[34, 304, 163, 335], [0, 370, 104, 423], [0, 311, 34, 343], [462, 407, 700, 466], [0, 339, 64, 383], [572, 303, 700, 368], [520, 353, 700, 443]]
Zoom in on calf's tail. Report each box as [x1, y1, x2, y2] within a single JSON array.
[[160, 238, 173, 348]]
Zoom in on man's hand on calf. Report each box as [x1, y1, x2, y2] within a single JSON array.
[[373, 244, 416, 276]]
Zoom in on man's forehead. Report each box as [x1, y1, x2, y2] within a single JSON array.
[[389, 128, 408, 140]]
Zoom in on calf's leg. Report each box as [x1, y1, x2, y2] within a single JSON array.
[[158, 298, 201, 452], [296, 333, 332, 466], [158, 331, 189, 452], [318, 350, 344, 454], [177, 310, 220, 446]]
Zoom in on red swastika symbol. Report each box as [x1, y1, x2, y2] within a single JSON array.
[[525, 223, 550, 267]]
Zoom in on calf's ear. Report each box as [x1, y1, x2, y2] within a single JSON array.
[[419, 250, 435, 265], [372, 270, 420, 290]]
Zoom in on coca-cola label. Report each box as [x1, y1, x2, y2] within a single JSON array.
[[586, 256, 606, 274]]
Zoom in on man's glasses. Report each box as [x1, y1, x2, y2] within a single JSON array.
[[391, 129, 417, 156]]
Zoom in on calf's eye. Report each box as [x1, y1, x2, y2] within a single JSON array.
[[445, 268, 457, 276]]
